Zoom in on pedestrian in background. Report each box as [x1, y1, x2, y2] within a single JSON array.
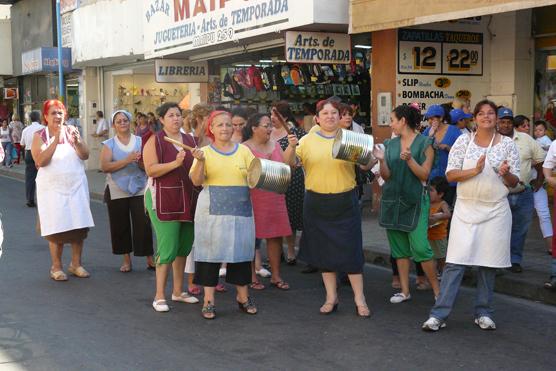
[[422, 100, 520, 332], [190, 111, 258, 320], [31, 99, 94, 281], [100, 109, 154, 272], [1, 118, 13, 167], [231, 107, 248, 143], [374, 104, 440, 304], [286, 98, 371, 317], [143, 102, 200, 312], [91, 111, 109, 138], [542, 139, 556, 289], [427, 176, 451, 274], [134, 112, 150, 137], [243, 113, 297, 291], [498, 108, 545, 273], [20, 110, 43, 207], [9, 114, 23, 164]]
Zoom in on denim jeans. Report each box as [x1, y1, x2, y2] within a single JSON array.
[[551, 259, 556, 279], [430, 263, 497, 320], [1, 141, 12, 166], [508, 188, 534, 265]]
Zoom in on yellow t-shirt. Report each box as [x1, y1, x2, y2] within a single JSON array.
[[296, 131, 356, 194], [190, 143, 255, 186]]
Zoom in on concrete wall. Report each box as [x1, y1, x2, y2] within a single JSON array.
[[0, 20, 13, 75], [10, 0, 54, 76], [313, 0, 349, 25], [71, 0, 143, 68]]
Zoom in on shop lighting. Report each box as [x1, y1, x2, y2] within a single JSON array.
[[354, 45, 372, 49], [259, 59, 287, 63]]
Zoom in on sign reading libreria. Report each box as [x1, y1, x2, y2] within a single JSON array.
[[143, 0, 312, 58], [155, 59, 209, 83], [285, 31, 350, 64]]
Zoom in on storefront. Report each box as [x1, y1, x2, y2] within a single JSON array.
[[533, 5, 556, 128]]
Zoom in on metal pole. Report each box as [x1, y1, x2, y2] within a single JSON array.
[[55, 0, 64, 102]]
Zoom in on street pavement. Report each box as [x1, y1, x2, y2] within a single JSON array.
[[1, 175, 556, 371]]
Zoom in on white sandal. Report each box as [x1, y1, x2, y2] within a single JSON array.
[[152, 299, 169, 312], [171, 292, 199, 304]]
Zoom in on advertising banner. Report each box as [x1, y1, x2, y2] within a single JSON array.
[[155, 59, 209, 83], [22, 48, 73, 75], [285, 31, 351, 64]]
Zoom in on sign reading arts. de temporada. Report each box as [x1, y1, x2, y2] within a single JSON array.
[[143, 0, 313, 59], [285, 31, 351, 64], [155, 59, 209, 83]]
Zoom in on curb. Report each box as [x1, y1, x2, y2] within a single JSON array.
[[362, 247, 556, 306]]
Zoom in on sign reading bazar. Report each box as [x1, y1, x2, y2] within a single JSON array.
[[143, 0, 313, 59], [285, 31, 350, 64], [155, 59, 209, 83]]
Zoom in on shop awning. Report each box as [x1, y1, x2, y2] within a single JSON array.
[[350, 0, 556, 33]]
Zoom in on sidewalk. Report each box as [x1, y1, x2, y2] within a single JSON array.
[[2, 162, 555, 305]]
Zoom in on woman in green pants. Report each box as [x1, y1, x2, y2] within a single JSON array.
[[374, 104, 440, 304]]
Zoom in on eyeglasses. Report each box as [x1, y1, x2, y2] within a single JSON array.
[[257, 124, 272, 129]]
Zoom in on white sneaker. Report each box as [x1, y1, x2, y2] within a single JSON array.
[[256, 267, 272, 278], [219, 268, 227, 277], [171, 292, 199, 304], [474, 316, 496, 330], [422, 317, 446, 332], [389, 292, 411, 304], [152, 299, 170, 312]]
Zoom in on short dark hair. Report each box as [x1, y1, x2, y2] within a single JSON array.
[[96, 111, 104, 118], [156, 102, 181, 118], [231, 107, 248, 120], [514, 115, 529, 128], [242, 113, 269, 141], [392, 104, 421, 129], [30, 110, 41, 123], [339, 103, 354, 116], [430, 176, 450, 196], [534, 120, 548, 130], [473, 100, 497, 117]]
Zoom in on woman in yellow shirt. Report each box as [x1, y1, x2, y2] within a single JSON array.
[[284, 98, 373, 317]]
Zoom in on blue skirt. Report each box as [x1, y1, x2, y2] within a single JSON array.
[[298, 189, 364, 273]]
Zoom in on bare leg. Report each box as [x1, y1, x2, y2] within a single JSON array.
[[254, 249, 263, 271], [49, 242, 64, 271], [155, 264, 170, 301], [121, 253, 131, 272], [268, 237, 287, 285], [320, 272, 338, 312], [348, 273, 370, 316], [546, 237, 553, 253], [419, 259, 440, 297], [396, 258, 411, 296], [171, 256, 186, 296], [286, 233, 296, 260], [70, 241, 84, 268], [203, 287, 215, 306], [146, 255, 154, 268]]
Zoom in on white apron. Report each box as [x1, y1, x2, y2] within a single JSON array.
[[446, 134, 512, 268], [36, 127, 95, 236]]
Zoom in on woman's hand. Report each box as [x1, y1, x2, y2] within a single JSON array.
[[287, 134, 298, 148], [400, 147, 412, 162], [372, 144, 385, 160], [191, 147, 205, 161], [437, 143, 450, 152], [127, 151, 140, 164], [474, 154, 486, 174], [498, 160, 510, 177], [175, 150, 186, 166]]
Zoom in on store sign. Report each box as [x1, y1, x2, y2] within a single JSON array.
[[396, 28, 487, 118], [3, 88, 18, 100], [143, 0, 312, 59], [60, 0, 80, 14], [155, 59, 209, 83], [62, 13, 73, 48], [22, 47, 73, 75], [398, 28, 483, 76], [285, 31, 350, 64]]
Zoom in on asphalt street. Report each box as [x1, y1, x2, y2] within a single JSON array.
[[1, 175, 556, 371]]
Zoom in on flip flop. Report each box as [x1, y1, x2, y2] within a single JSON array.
[[249, 281, 265, 290], [50, 270, 68, 281], [120, 264, 132, 273], [270, 280, 290, 290]]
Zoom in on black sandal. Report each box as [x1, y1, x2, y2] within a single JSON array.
[[237, 297, 257, 315], [201, 302, 216, 320], [544, 278, 556, 290]]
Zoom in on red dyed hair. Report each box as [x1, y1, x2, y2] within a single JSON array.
[[316, 98, 341, 115], [205, 110, 231, 142], [42, 99, 67, 124]]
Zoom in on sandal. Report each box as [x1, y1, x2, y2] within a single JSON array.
[[201, 302, 216, 319], [270, 280, 290, 290], [50, 270, 68, 281], [215, 283, 227, 292], [188, 286, 202, 296], [355, 304, 371, 318], [68, 265, 90, 278], [320, 301, 339, 315], [544, 277, 556, 290], [120, 264, 132, 273], [237, 297, 257, 315], [286, 257, 297, 266], [249, 281, 265, 290], [416, 281, 432, 291]]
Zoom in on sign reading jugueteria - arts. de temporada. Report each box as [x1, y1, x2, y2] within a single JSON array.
[[285, 31, 351, 64], [143, 0, 313, 58], [155, 59, 209, 83]]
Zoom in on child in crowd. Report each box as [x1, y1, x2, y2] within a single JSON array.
[[534, 120, 553, 151], [428, 176, 451, 274]]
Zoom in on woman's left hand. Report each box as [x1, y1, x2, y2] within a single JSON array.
[[400, 147, 412, 162], [191, 147, 205, 161], [498, 160, 510, 177], [287, 134, 298, 148]]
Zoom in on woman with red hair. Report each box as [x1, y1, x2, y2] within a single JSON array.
[[190, 110, 259, 319], [31, 99, 94, 281]]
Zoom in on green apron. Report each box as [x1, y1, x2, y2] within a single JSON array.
[[379, 135, 433, 232]]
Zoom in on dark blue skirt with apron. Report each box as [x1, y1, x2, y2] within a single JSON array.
[[298, 189, 364, 273]]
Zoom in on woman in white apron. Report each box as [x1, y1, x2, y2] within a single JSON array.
[[422, 100, 520, 332], [31, 99, 95, 282]]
